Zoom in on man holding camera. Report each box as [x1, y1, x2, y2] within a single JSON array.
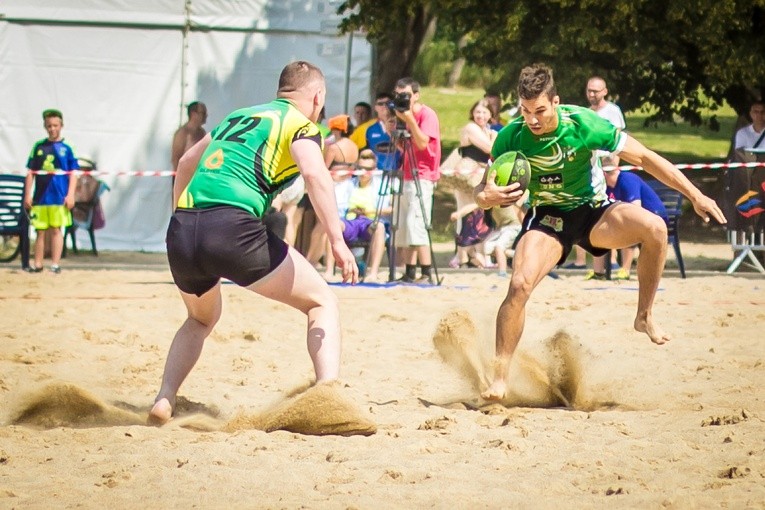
[[392, 77, 441, 283]]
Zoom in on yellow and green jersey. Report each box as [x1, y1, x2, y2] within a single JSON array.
[[178, 98, 323, 217]]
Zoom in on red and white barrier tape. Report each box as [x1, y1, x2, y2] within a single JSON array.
[[604, 161, 765, 172], [8, 170, 177, 177], [4, 160, 765, 177]]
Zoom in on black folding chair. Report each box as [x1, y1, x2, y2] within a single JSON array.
[[644, 179, 686, 278], [0, 174, 31, 269]]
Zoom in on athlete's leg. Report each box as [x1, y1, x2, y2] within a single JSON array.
[[247, 246, 341, 381], [482, 230, 562, 401], [149, 284, 223, 425], [589, 202, 670, 344]]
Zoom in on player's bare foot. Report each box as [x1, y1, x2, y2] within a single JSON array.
[[147, 398, 173, 426], [481, 379, 508, 401], [634, 315, 671, 345]]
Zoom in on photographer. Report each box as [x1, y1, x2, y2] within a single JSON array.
[[392, 77, 442, 283]]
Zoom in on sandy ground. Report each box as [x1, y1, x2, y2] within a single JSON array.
[[1, 242, 764, 509]]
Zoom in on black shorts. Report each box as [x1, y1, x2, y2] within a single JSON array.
[[166, 206, 289, 296], [516, 202, 614, 265]]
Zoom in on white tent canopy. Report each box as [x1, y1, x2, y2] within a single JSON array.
[[0, 0, 372, 251]]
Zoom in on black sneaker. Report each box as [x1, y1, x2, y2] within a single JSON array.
[[415, 275, 434, 285], [396, 274, 415, 283], [50, 265, 61, 274], [25, 266, 43, 273]]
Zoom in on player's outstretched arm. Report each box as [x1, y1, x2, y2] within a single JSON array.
[[618, 136, 727, 225], [293, 138, 359, 284]]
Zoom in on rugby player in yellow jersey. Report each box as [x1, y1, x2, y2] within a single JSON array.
[[149, 61, 359, 425]]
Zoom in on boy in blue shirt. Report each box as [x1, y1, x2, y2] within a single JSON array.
[[604, 167, 668, 280], [24, 108, 78, 273]]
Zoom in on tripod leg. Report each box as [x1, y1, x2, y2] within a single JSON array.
[[402, 139, 440, 285]]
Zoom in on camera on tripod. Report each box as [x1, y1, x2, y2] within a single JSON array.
[[387, 92, 411, 132], [387, 92, 411, 114]]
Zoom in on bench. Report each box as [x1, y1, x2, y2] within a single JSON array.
[[0, 175, 31, 269]]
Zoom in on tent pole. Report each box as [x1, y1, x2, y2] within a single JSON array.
[[179, 0, 192, 126], [343, 31, 353, 114]]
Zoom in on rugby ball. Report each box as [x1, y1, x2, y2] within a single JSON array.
[[491, 151, 530, 191]]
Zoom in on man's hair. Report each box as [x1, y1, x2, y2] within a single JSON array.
[[395, 77, 420, 93], [355, 101, 372, 113], [518, 64, 557, 101], [376, 92, 392, 101], [42, 108, 63, 121], [187, 101, 206, 117], [278, 61, 324, 96]]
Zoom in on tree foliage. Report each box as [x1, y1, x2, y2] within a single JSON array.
[[337, 0, 439, 95], [339, 0, 765, 124]]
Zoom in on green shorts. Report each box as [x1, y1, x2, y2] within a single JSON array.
[[30, 205, 72, 230]]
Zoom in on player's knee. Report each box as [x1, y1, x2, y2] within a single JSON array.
[[191, 307, 221, 330], [644, 215, 667, 244], [508, 271, 534, 300], [315, 286, 339, 311]]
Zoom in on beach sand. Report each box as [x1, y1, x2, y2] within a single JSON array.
[[1, 243, 763, 508]]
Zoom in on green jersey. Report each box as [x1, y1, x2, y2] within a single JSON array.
[[492, 104, 627, 211], [178, 98, 323, 217]]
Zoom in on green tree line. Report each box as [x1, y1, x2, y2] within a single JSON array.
[[339, 0, 765, 125]]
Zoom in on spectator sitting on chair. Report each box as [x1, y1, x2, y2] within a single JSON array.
[[733, 100, 765, 158], [448, 98, 497, 269], [304, 114, 358, 272], [324, 149, 391, 282], [24, 108, 78, 274], [602, 166, 668, 280]]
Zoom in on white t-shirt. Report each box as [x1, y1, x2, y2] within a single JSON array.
[[734, 124, 765, 149], [595, 101, 626, 129], [594, 102, 626, 159]]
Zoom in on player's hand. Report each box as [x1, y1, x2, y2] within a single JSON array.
[[330, 240, 359, 284], [691, 194, 726, 225], [477, 170, 523, 208], [64, 195, 75, 210], [23, 196, 32, 210]]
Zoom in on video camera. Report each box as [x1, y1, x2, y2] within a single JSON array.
[[387, 92, 411, 114]]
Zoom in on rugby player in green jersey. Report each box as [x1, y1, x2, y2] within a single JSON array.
[[149, 61, 359, 424], [474, 64, 726, 401]]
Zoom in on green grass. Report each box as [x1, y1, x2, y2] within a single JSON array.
[[419, 86, 737, 164], [624, 113, 735, 163]]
